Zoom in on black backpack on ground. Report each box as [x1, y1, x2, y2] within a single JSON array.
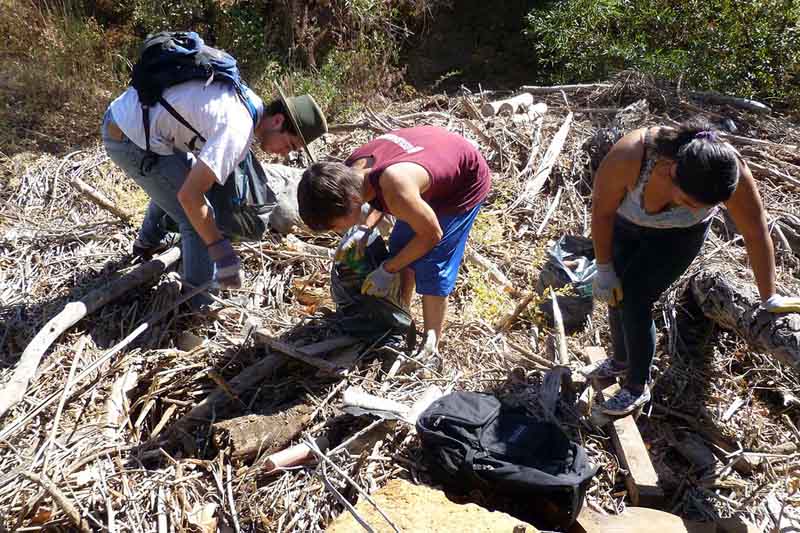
[[416, 391, 597, 530], [130, 31, 257, 167]]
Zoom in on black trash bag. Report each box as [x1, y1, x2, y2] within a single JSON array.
[[417, 391, 598, 530], [331, 225, 415, 352], [536, 235, 595, 332]]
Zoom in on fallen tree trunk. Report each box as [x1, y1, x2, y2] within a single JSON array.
[[688, 271, 800, 371], [212, 403, 313, 459], [0, 247, 181, 421], [689, 90, 771, 114]]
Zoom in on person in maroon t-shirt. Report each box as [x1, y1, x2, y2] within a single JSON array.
[[297, 126, 491, 347]]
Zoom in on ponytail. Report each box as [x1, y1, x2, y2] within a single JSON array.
[[653, 118, 739, 205]]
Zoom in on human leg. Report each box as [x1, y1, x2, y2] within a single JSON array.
[[601, 219, 710, 414], [397, 205, 481, 344], [102, 112, 213, 305], [422, 295, 447, 349], [616, 220, 709, 390]]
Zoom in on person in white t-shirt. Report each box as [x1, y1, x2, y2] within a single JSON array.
[[101, 82, 327, 309]]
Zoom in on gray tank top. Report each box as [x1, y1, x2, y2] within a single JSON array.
[[617, 130, 718, 228]]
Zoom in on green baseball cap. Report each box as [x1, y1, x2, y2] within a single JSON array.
[[274, 82, 328, 162]]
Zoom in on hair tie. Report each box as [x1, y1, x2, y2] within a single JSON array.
[[694, 130, 717, 141]]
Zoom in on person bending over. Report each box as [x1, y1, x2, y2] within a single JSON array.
[[103, 82, 326, 309], [297, 126, 491, 346], [590, 119, 800, 416]]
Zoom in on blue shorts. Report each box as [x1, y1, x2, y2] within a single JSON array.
[[389, 204, 482, 296]]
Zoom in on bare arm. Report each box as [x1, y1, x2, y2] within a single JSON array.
[[177, 160, 223, 245], [591, 129, 646, 263], [379, 162, 442, 273], [724, 160, 776, 300]]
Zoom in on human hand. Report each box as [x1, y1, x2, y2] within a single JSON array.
[[762, 294, 800, 313], [593, 262, 623, 306], [361, 262, 400, 299], [208, 238, 242, 289]]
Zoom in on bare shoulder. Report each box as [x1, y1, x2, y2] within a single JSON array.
[[595, 128, 647, 185], [379, 162, 430, 194], [608, 127, 648, 161]]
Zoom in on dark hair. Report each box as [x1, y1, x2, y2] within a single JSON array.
[[264, 98, 297, 136], [297, 162, 363, 231], [652, 119, 739, 205]]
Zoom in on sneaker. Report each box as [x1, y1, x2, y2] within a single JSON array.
[[581, 358, 628, 379], [600, 385, 651, 416], [132, 234, 181, 261]]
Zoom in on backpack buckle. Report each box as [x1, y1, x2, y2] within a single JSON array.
[[140, 152, 158, 175]]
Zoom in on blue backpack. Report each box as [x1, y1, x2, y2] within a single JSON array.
[[130, 31, 257, 167]]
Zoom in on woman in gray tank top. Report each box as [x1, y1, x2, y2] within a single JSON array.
[[588, 119, 800, 416]]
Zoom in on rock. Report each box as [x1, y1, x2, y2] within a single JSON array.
[[576, 507, 716, 533], [326, 478, 538, 533]]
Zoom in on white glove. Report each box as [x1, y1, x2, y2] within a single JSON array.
[[592, 262, 623, 306], [761, 294, 800, 313]]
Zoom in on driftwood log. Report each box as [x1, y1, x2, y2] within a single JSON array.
[[689, 90, 771, 114], [688, 271, 800, 371], [0, 247, 182, 421], [211, 402, 313, 459]]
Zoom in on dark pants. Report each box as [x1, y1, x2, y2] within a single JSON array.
[[609, 216, 710, 388]]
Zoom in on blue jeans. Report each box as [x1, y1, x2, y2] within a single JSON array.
[[609, 215, 710, 388], [101, 109, 213, 307]]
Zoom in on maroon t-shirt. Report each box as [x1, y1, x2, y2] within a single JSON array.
[[344, 126, 491, 216]]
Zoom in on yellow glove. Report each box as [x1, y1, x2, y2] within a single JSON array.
[[762, 295, 800, 313], [362, 263, 403, 306]]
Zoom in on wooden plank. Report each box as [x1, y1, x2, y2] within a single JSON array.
[[584, 346, 664, 507], [575, 506, 716, 533], [254, 331, 344, 374], [296, 336, 359, 356]]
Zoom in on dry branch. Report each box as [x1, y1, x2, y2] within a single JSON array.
[[689, 91, 771, 114], [256, 334, 344, 374], [465, 247, 512, 289], [70, 176, 133, 222], [515, 112, 574, 210], [521, 83, 613, 94], [481, 93, 535, 117], [172, 353, 287, 428], [0, 247, 181, 421], [22, 471, 92, 533]]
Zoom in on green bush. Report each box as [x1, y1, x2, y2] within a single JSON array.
[[525, 0, 800, 106]]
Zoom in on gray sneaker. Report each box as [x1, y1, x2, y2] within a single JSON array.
[[600, 385, 651, 416], [581, 358, 628, 379]]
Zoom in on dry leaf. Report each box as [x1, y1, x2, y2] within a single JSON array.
[[187, 502, 217, 533]]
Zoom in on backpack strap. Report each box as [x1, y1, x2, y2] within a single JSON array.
[[140, 105, 157, 174], [158, 96, 206, 142], [139, 86, 257, 174]]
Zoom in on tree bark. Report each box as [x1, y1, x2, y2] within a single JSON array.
[[688, 271, 800, 371], [212, 403, 313, 459]]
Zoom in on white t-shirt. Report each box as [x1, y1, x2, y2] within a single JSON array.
[[109, 80, 264, 185]]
